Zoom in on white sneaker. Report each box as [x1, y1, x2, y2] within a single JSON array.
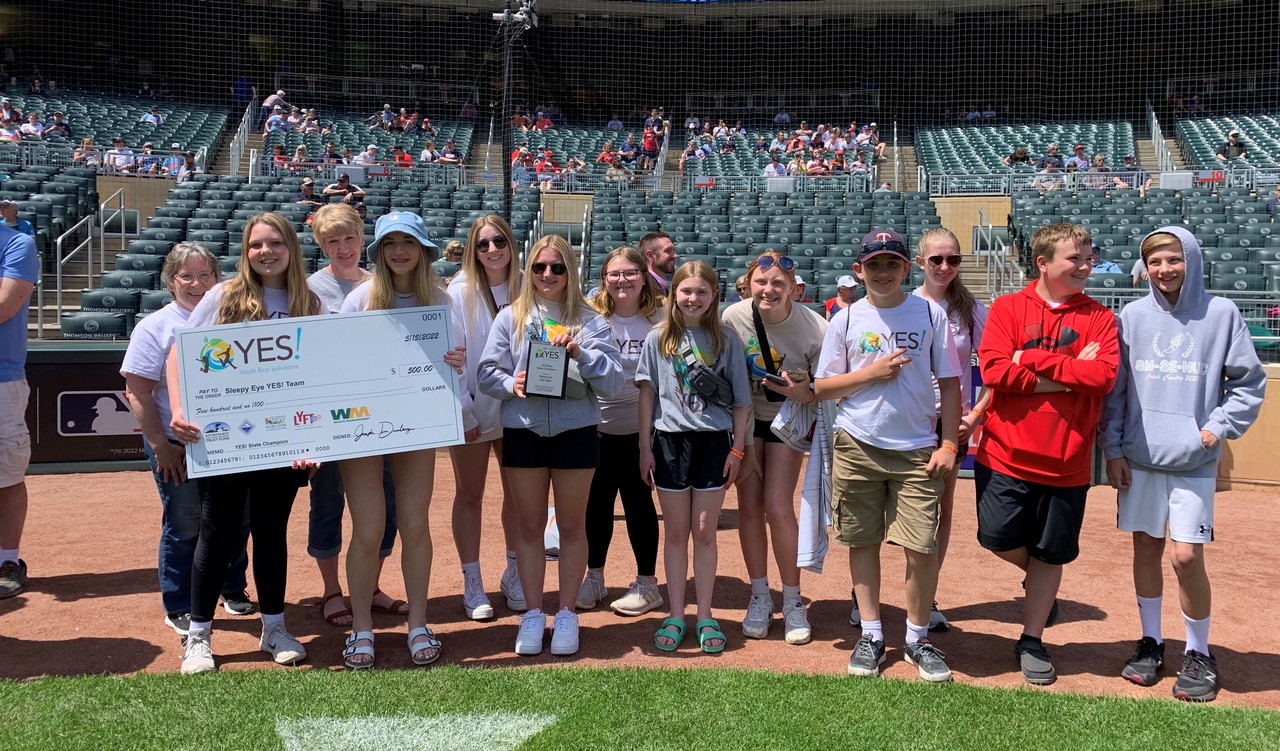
[[576, 573, 607, 610], [259, 622, 307, 665], [610, 578, 664, 616], [501, 564, 527, 612], [515, 609, 546, 655], [783, 600, 812, 645], [742, 593, 775, 639], [550, 608, 580, 656], [462, 569, 494, 620], [180, 630, 216, 675]]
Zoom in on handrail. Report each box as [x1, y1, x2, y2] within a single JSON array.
[[892, 121, 900, 192], [1147, 99, 1174, 172], [483, 112, 496, 174], [653, 128, 671, 182], [227, 100, 256, 176], [53, 212, 99, 328], [247, 148, 259, 183]]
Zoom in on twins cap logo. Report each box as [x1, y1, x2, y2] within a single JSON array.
[[875, 232, 894, 244]]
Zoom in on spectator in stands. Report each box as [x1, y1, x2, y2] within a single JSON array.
[[762, 153, 786, 178], [271, 144, 289, 172], [401, 113, 421, 136], [825, 274, 857, 320], [1090, 243, 1122, 274], [752, 135, 769, 154], [695, 135, 716, 159], [176, 151, 201, 184], [324, 173, 365, 204], [1087, 153, 1128, 190], [683, 114, 700, 133], [829, 149, 848, 173], [850, 152, 869, 173], [27, 78, 41, 96], [1122, 155, 1152, 194], [140, 106, 163, 126], [263, 107, 289, 135], [604, 158, 630, 185], [792, 273, 813, 302], [733, 120, 747, 137], [534, 112, 555, 131], [299, 116, 320, 135], [420, 117, 437, 137], [42, 111, 71, 138], [419, 140, 441, 163], [368, 104, 394, 132], [618, 134, 639, 167], [286, 107, 304, 129], [512, 152, 537, 190], [0, 99, 21, 124], [289, 145, 312, 171], [607, 113, 625, 131], [640, 125, 660, 171], [137, 142, 162, 174], [0, 119, 20, 144], [341, 147, 355, 164], [161, 144, 184, 176], [313, 142, 337, 165], [807, 152, 830, 176], [786, 153, 806, 176], [391, 145, 413, 169], [291, 177, 324, 208], [641, 231, 677, 294], [231, 76, 256, 112], [0, 204, 38, 601], [719, 138, 737, 155], [1031, 166, 1063, 192], [644, 107, 664, 134], [1064, 144, 1090, 172], [438, 139, 463, 165], [352, 144, 381, 166], [1037, 143, 1064, 170], [354, 202, 372, 225], [785, 133, 805, 155], [768, 131, 787, 153], [563, 154, 586, 174], [1266, 184, 1280, 217], [875, 182, 893, 193], [393, 108, 411, 132], [259, 90, 290, 128], [831, 130, 849, 153], [105, 137, 137, 173], [0, 200, 34, 238], [18, 113, 41, 139], [1004, 146, 1032, 167], [773, 109, 792, 126], [1215, 131, 1248, 162], [679, 139, 701, 171]]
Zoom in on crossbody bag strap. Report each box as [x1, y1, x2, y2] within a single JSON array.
[[751, 301, 778, 375]]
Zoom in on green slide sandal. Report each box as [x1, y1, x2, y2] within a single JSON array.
[[654, 616, 687, 652], [696, 618, 726, 654]]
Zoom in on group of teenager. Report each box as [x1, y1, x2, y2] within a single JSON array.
[[121, 208, 1264, 702]]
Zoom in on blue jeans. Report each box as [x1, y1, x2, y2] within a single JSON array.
[[307, 459, 397, 559], [146, 440, 249, 615]]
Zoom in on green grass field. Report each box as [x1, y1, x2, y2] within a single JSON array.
[[3, 666, 1278, 750]]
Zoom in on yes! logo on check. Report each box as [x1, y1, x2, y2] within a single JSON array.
[[330, 406, 370, 422]]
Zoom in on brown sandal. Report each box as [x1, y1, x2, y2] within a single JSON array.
[[321, 592, 353, 627], [372, 589, 409, 616]]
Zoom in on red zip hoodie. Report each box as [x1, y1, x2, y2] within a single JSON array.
[[976, 282, 1119, 487]]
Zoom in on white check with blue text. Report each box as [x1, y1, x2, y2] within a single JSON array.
[[175, 306, 463, 478]]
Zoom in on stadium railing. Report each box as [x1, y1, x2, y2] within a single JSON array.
[[1148, 100, 1175, 173], [227, 101, 256, 177], [976, 208, 1025, 299]]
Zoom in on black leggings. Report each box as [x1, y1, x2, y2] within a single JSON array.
[[190, 467, 305, 623], [584, 432, 658, 575]]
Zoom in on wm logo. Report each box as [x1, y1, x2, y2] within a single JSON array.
[[330, 406, 370, 421]]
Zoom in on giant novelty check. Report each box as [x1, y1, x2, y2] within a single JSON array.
[[175, 306, 463, 478]]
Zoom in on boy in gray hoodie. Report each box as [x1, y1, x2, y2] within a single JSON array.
[[1099, 226, 1266, 703]]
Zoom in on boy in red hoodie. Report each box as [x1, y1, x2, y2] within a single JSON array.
[[975, 223, 1119, 685]]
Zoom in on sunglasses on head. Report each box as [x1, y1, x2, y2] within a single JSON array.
[[755, 255, 796, 272], [532, 262, 567, 276], [862, 239, 907, 254], [476, 235, 509, 251], [925, 255, 963, 267]]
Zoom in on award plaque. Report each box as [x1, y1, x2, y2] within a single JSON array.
[[526, 339, 569, 399]]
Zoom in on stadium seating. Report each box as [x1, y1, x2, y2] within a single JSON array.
[[916, 121, 1137, 177], [264, 115, 474, 165], [1176, 115, 1280, 168]]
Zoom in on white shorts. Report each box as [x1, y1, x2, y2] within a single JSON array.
[[0, 379, 31, 488], [1116, 464, 1215, 544]]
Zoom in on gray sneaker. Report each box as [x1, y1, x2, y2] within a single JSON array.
[[742, 593, 774, 639], [181, 630, 216, 675], [610, 578, 663, 616], [501, 564, 527, 612], [904, 638, 953, 682], [576, 573, 607, 610], [0, 559, 28, 599], [259, 622, 307, 666], [165, 612, 191, 636], [1121, 637, 1165, 687], [1015, 636, 1056, 685], [1173, 650, 1219, 702], [847, 634, 886, 677]]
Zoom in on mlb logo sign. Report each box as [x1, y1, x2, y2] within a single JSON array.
[[57, 392, 142, 437]]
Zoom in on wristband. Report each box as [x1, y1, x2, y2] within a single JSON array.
[[729, 447, 745, 459], [968, 407, 984, 420], [939, 442, 958, 455]]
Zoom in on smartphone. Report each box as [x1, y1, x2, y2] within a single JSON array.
[[763, 373, 788, 386]]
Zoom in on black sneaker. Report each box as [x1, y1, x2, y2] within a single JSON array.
[[221, 590, 257, 616], [1045, 598, 1061, 628], [1173, 650, 1219, 702], [165, 612, 191, 636], [1015, 635, 1056, 685], [1121, 637, 1165, 687], [0, 558, 28, 599], [846, 633, 886, 677], [904, 638, 953, 682]]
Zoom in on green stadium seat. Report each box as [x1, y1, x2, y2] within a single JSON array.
[[60, 312, 129, 340], [79, 288, 141, 313], [100, 270, 157, 289]]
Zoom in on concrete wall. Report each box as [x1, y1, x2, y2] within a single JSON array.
[[1218, 363, 1280, 491], [541, 193, 592, 225], [96, 175, 172, 229], [933, 196, 1012, 255]]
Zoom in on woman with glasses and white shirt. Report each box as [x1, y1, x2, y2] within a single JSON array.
[[478, 235, 622, 657], [911, 227, 991, 632], [446, 215, 524, 621]]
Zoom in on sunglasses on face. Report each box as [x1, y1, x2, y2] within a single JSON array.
[[532, 262, 567, 276], [755, 255, 796, 272], [861, 239, 907, 254], [476, 235, 509, 251], [925, 255, 963, 268]]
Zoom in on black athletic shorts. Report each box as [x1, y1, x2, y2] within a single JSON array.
[[652, 430, 730, 492], [974, 461, 1088, 565], [502, 425, 599, 470], [753, 418, 783, 445]]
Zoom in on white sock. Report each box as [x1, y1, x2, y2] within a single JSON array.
[[1183, 612, 1211, 657], [586, 567, 604, 581], [188, 620, 212, 636], [782, 584, 802, 609], [0, 548, 18, 565], [260, 612, 285, 629], [906, 619, 929, 645], [1137, 595, 1163, 643], [750, 577, 770, 597], [461, 560, 481, 576], [861, 619, 884, 643]]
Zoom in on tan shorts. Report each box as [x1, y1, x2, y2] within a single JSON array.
[[830, 430, 942, 554], [0, 379, 31, 488]]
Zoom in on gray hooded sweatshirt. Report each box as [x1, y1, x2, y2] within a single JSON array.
[[1098, 225, 1266, 478]]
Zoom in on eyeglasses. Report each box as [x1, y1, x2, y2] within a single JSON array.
[[176, 272, 217, 284], [861, 239, 907, 254], [532, 262, 567, 276], [754, 255, 796, 272], [925, 255, 963, 268], [476, 235, 509, 251], [604, 269, 642, 282]]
